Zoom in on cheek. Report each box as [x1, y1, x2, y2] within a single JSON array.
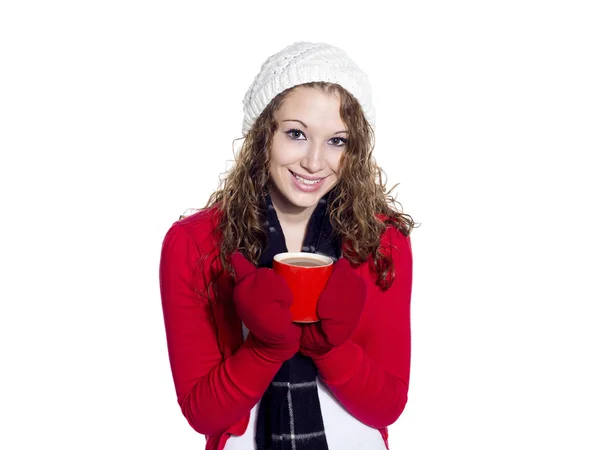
[[271, 141, 301, 167], [327, 152, 344, 173]]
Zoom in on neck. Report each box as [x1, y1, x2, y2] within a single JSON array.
[[268, 185, 317, 229]]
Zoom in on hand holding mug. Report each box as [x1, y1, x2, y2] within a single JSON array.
[[300, 257, 367, 357], [231, 252, 300, 362]]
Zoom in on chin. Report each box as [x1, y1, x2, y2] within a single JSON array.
[[284, 184, 333, 208], [286, 196, 320, 209]]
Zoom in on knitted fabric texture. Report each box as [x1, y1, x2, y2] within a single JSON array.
[[241, 41, 375, 136]]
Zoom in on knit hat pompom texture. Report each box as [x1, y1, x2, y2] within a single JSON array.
[[242, 41, 375, 136]]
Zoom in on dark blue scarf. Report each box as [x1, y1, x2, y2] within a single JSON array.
[[255, 190, 341, 450]]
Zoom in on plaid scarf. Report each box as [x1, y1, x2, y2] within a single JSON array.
[[255, 190, 342, 450]]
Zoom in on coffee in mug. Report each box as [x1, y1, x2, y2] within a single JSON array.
[[278, 258, 326, 267]]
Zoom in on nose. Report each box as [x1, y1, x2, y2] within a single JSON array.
[[300, 141, 326, 173]]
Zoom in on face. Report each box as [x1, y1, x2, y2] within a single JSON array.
[[268, 86, 347, 214]]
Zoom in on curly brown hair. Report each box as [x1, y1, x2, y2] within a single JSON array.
[[199, 81, 414, 297]]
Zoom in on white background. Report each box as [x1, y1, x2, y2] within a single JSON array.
[[1, 1, 599, 448]]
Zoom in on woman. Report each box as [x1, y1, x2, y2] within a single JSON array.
[[159, 41, 414, 450]]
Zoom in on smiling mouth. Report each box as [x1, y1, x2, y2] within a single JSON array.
[[289, 170, 325, 185]]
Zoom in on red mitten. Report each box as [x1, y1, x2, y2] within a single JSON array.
[[316, 257, 367, 346], [231, 252, 301, 362], [299, 323, 333, 359]]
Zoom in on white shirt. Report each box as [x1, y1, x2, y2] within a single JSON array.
[[224, 324, 386, 450]]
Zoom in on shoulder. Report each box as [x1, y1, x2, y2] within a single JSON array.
[[162, 204, 224, 253], [373, 217, 413, 291], [175, 203, 223, 237], [159, 206, 224, 286], [376, 213, 412, 255], [160, 204, 226, 294]]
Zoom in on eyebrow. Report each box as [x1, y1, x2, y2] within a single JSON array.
[[282, 119, 348, 134]]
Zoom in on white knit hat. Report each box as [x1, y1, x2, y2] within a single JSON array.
[[241, 41, 375, 136]]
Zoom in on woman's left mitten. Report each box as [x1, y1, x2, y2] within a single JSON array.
[[317, 258, 366, 346]]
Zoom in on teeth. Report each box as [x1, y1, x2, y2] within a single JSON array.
[[293, 173, 321, 185]]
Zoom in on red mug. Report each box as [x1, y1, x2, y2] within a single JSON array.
[[273, 252, 334, 323]]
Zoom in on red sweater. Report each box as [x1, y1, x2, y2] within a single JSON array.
[[159, 206, 413, 450]]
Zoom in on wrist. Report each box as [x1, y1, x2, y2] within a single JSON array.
[[247, 333, 299, 363], [313, 339, 364, 386], [300, 345, 334, 360]]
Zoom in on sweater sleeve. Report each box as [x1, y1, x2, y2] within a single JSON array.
[[313, 228, 413, 429], [159, 222, 282, 436]]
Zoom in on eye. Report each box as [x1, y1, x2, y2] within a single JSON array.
[[285, 128, 306, 140], [284, 128, 348, 147], [330, 137, 348, 147]]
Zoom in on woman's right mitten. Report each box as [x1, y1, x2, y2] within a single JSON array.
[[231, 252, 300, 362]]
